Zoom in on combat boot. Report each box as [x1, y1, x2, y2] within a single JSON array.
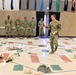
[[54, 45, 58, 52], [49, 50, 54, 54]]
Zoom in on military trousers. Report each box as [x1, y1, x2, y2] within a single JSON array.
[[15, 27, 21, 36], [39, 28, 43, 36], [5, 26, 12, 37], [50, 34, 58, 51], [30, 29, 35, 37]]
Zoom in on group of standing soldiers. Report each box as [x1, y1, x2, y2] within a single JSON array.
[[5, 15, 44, 38], [5, 15, 36, 38], [5, 14, 61, 54]]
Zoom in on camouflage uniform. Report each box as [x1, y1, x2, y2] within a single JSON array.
[[14, 19, 22, 37], [30, 21, 36, 37], [47, 20, 61, 52], [27, 22, 31, 37], [38, 21, 44, 36], [5, 19, 12, 37], [22, 20, 29, 37]]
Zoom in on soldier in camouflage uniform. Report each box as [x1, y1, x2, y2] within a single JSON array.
[[22, 17, 29, 37], [14, 17, 22, 37], [38, 18, 44, 36], [45, 14, 61, 54], [5, 15, 12, 38], [30, 17, 36, 37], [27, 21, 31, 37]]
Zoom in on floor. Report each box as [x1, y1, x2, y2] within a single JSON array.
[[0, 37, 76, 75]]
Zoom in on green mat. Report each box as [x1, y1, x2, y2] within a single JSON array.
[[65, 50, 72, 53], [51, 65, 62, 71], [13, 65, 23, 71]]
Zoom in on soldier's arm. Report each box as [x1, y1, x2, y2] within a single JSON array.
[[14, 21, 16, 24], [20, 21, 23, 26], [27, 22, 30, 25], [30, 22, 31, 28], [34, 22, 36, 26], [45, 22, 51, 30], [14, 21, 17, 27], [11, 20, 13, 28], [53, 22, 61, 35], [38, 21, 40, 27], [27, 21, 29, 25], [22, 21, 25, 27], [33, 22, 36, 29], [10, 20, 12, 24], [57, 22, 61, 33]]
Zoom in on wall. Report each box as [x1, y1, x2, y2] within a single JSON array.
[[60, 12, 76, 36]]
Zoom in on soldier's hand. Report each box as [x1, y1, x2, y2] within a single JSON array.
[[53, 31, 58, 35], [44, 24, 48, 28]]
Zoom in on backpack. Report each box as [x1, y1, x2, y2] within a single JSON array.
[[37, 65, 51, 73]]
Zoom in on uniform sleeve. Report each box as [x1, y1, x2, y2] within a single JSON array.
[[43, 22, 44, 27], [20, 21, 23, 26], [34, 22, 36, 25], [22, 21, 24, 25], [14, 20, 17, 27], [28, 22, 31, 27], [14, 20, 16, 24], [57, 22, 61, 33], [38, 21, 40, 27], [30, 22, 31, 25], [46, 22, 51, 30], [34, 22, 36, 28], [27, 21, 29, 25]]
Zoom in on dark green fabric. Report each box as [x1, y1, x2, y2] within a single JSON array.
[[37, 65, 51, 73]]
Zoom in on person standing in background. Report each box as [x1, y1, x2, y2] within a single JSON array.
[[5, 15, 12, 38], [30, 17, 36, 37], [38, 18, 44, 37], [45, 14, 61, 54], [22, 17, 29, 38], [14, 17, 22, 38]]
